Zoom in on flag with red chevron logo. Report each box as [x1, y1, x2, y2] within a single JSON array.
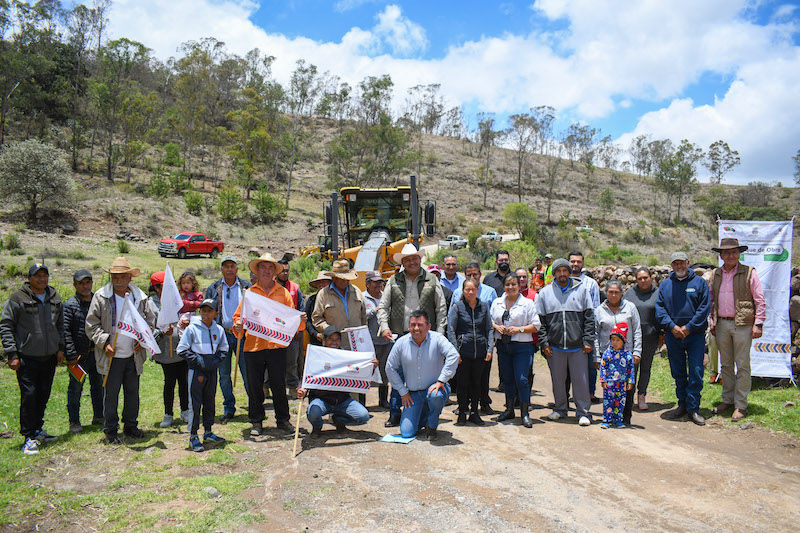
[[240, 289, 303, 347], [302, 345, 376, 393]]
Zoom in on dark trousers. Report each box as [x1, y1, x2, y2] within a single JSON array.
[[103, 357, 140, 435], [188, 367, 217, 435], [456, 357, 484, 413], [245, 348, 289, 424], [161, 360, 189, 416], [219, 331, 247, 415], [17, 355, 57, 439], [665, 333, 705, 414], [480, 356, 493, 407], [623, 362, 639, 424], [66, 356, 103, 424], [498, 342, 533, 405]]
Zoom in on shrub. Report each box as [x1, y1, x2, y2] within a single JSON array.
[[624, 228, 645, 244], [169, 171, 191, 193], [149, 171, 170, 198], [251, 184, 286, 223], [3, 233, 21, 250], [117, 239, 130, 254], [10, 248, 26, 256], [184, 190, 204, 216], [215, 181, 247, 221], [467, 225, 484, 250], [163, 143, 183, 167], [651, 226, 661, 238]]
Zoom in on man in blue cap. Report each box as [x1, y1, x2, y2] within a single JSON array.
[[1, 264, 65, 455]]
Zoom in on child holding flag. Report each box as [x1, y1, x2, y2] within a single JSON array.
[[178, 299, 229, 452]]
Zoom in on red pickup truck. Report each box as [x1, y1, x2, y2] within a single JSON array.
[[158, 233, 225, 259]]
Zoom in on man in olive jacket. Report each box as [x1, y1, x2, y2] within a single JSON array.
[[0, 264, 65, 455], [85, 257, 155, 443]]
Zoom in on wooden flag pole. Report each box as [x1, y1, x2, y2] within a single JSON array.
[[292, 396, 304, 458], [169, 336, 174, 358], [232, 336, 243, 388], [102, 331, 119, 388]]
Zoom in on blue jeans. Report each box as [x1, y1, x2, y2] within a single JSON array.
[[389, 361, 403, 418], [498, 342, 533, 405], [67, 356, 104, 423], [307, 397, 369, 429], [665, 332, 705, 413], [219, 332, 247, 415], [399, 383, 450, 438]]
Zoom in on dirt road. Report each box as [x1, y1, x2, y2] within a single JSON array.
[[251, 363, 800, 532]]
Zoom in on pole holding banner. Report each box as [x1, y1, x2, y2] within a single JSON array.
[[292, 396, 304, 458], [102, 331, 119, 388]]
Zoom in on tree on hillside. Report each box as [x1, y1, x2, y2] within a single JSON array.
[[506, 112, 536, 202], [654, 139, 702, 223], [503, 202, 539, 242], [598, 186, 614, 226], [792, 149, 799, 186], [543, 142, 562, 224], [646, 138, 673, 217], [0, 139, 75, 222], [474, 164, 495, 208], [628, 134, 650, 177], [530, 105, 555, 155], [573, 124, 598, 202], [285, 59, 320, 208], [704, 140, 740, 184]]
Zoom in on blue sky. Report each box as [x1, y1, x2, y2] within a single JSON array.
[[103, 0, 800, 184]]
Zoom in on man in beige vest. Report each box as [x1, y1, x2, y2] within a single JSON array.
[[709, 238, 766, 421]]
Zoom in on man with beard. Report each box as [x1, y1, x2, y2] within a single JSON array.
[[483, 250, 512, 297], [655, 252, 711, 426]]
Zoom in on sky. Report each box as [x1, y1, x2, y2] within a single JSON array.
[[97, 0, 800, 185]]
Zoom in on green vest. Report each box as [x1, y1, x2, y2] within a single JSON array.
[[387, 270, 439, 333]]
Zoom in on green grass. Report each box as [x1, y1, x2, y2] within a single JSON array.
[[0, 360, 263, 530], [647, 353, 800, 436]]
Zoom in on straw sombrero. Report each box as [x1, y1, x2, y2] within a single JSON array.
[[103, 257, 141, 277], [324, 259, 358, 281], [248, 252, 281, 274]]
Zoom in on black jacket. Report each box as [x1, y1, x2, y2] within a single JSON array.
[[447, 298, 493, 359], [0, 282, 64, 361], [63, 295, 94, 363]]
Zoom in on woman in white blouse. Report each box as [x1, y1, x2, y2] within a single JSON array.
[[490, 273, 541, 428]]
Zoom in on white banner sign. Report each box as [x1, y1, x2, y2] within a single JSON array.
[[302, 345, 376, 393], [156, 262, 183, 329], [718, 220, 794, 378], [344, 325, 382, 383], [117, 295, 161, 355], [240, 289, 302, 347]]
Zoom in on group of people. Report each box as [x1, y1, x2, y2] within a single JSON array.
[[0, 236, 769, 454]]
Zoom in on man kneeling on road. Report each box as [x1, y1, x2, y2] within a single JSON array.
[[385, 310, 459, 441], [297, 325, 375, 438]]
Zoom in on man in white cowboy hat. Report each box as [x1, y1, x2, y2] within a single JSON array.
[[709, 237, 765, 422], [86, 257, 155, 444], [305, 273, 331, 346], [312, 259, 367, 343], [204, 255, 252, 422], [377, 242, 447, 427], [233, 252, 305, 435]]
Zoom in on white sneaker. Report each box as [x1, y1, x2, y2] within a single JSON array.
[[23, 438, 40, 455], [578, 416, 591, 426], [180, 409, 192, 423], [546, 411, 562, 421], [159, 414, 174, 428]]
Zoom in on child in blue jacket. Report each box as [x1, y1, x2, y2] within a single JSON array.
[[177, 299, 229, 452], [599, 323, 634, 428]]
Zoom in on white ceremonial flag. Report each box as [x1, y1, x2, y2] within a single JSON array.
[[718, 219, 794, 379], [302, 345, 376, 393], [157, 261, 183, 329], [344, 325, 382, 383], [117, 295, 161, 355], [240, 289, 302, 347]]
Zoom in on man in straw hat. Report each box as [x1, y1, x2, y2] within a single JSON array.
[[312, 259, 366, 341], [204, 255, 252, 422], [377, 242, 447, 427], [233, 252, 305, 436], [1, 263, 65, 455], [86, 257, 155, 444], [708, 238, 765, 422], [305, 273, 331, 346], [655, 251, 711, 426]]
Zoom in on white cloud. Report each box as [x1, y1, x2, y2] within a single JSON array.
[[105, 0, 800, 183], [334, 0, 382, 13]]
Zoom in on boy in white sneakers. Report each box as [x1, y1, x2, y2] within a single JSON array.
[[177, 299, 229, 452]]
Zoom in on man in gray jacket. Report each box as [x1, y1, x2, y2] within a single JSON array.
[[1, 264, 65, 455], [535, 258, 596, 426]]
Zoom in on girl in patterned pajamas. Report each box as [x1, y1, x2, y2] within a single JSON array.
[[600, 323, 634, 428]]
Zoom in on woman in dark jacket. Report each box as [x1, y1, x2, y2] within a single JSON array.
[[623, 267, 662, 411], [447, 278, 494, 426]]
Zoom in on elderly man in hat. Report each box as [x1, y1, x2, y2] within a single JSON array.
[[1, 264, 65, 455], [377, 243, 447, 427], [709, 238, 765, 421], [655, 252, 711, 426], [204, 255, 252, 422], [312, 259, 367, 342], [233, 253, 305, 436], [305, 273, 331, 346], [86, 257, 155, 444], [64, 269, 104, 434]]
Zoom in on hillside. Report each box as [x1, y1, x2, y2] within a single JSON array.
[[1, 120, 799, 288]]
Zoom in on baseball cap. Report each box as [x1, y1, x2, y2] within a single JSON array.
[[365, 270, 383, 282], [220, 255, 238, 265], [670, 251, 689, 263], [199, 298, 218, 311], [323, 325, 341, 338], [28, 264, 48, 277], [73, 269, 92, 282], [544, 253, 553, 259]]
